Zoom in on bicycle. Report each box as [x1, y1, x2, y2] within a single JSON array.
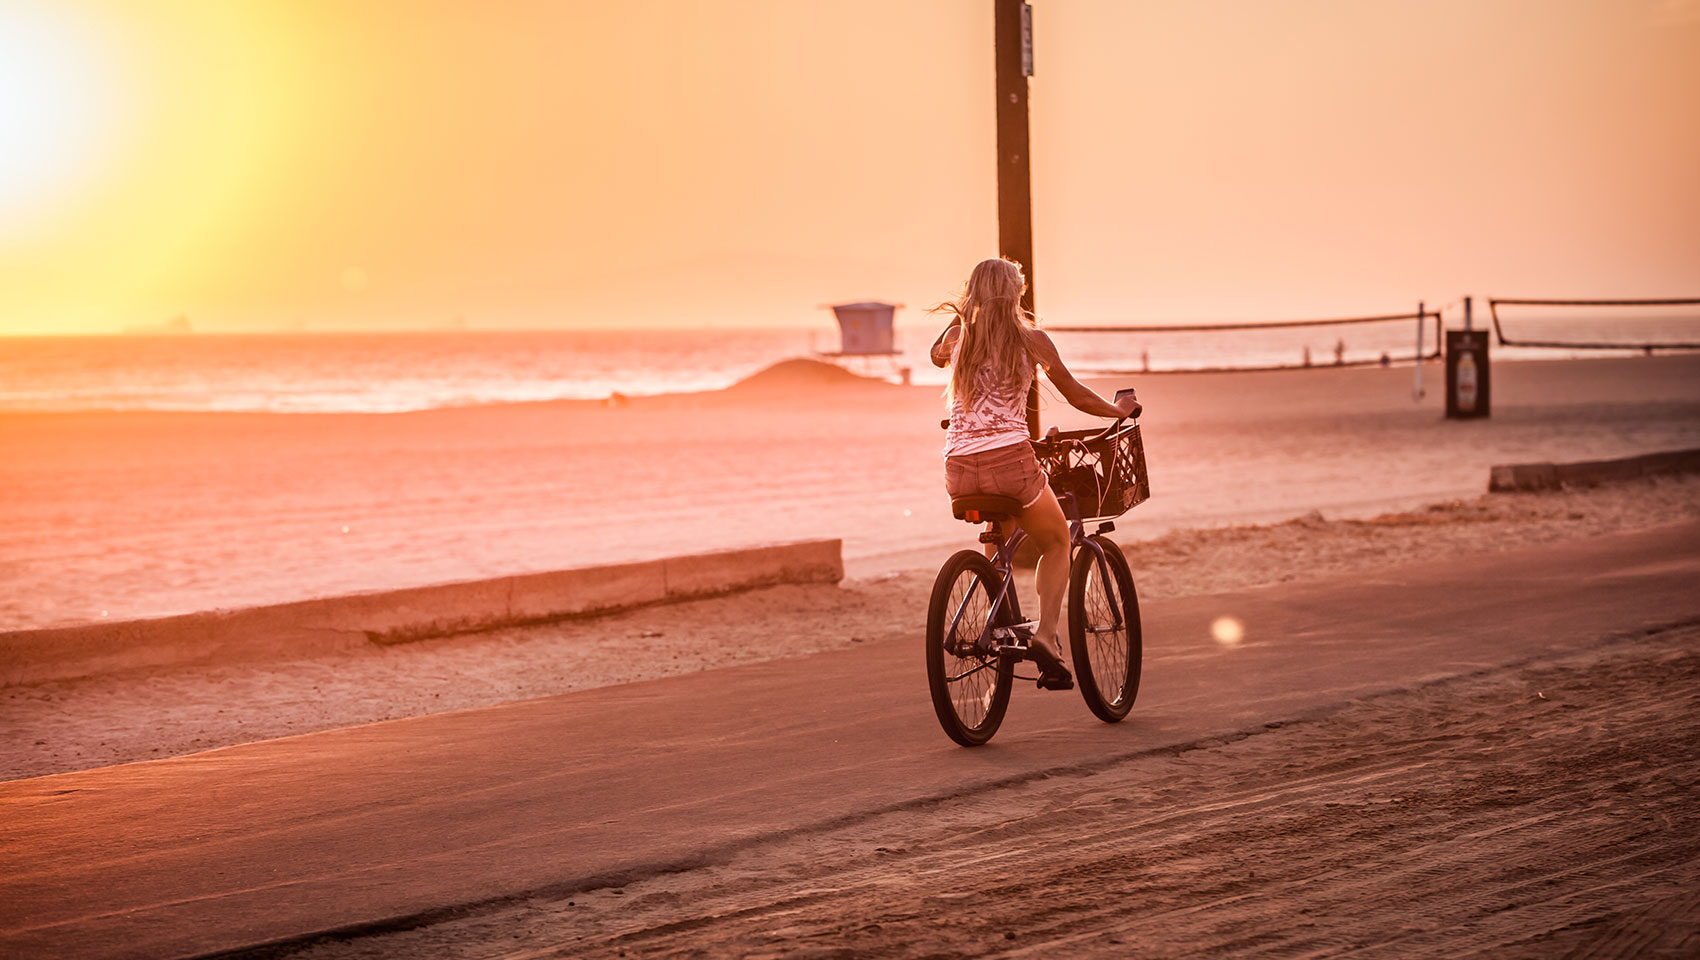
[[925, 415, 1150, 746]]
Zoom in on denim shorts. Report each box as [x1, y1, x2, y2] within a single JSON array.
[[944, 441, 1049, 508]]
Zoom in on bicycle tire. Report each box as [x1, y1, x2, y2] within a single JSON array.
[[925, 550, 1017, 746], [1067, 535, 1142, 722]]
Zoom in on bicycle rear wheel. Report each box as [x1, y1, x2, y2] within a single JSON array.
[[925, 550, 1017, 746], [1067, 536, 1142, 722]]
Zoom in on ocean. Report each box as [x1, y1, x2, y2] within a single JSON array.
[[1, 312, 1694, 414]]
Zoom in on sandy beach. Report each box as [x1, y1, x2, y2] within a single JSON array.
[[2, 355, 1698, 631]]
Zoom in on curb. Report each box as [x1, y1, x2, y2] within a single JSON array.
[[0, 540, 842, 686], [1489, 447, 1700, 493]]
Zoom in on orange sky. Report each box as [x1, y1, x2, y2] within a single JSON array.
[[2, 0, 1696, 335]]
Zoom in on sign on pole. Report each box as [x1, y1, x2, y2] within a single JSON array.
[[1020, 2, 1034, 77]]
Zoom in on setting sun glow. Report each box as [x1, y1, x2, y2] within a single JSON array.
[[0, 3, 117, 244], [1, 1, 317, 330]]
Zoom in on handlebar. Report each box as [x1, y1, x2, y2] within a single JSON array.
[[941, 386, 1140, 436]]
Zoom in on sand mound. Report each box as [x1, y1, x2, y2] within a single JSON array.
[[727, 358, 890, 393]]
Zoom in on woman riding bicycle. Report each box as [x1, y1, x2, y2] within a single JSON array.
[[930, 257, 1140, 691]]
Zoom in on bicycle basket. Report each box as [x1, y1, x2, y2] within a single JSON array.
[[1032, 422, 1150, 520]]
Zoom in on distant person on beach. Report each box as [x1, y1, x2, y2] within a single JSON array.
[[928, 257, 1140, 690]]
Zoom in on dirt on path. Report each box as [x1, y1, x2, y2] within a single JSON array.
[[284, 623, 1700, 960]]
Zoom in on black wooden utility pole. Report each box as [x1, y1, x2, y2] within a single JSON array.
[[994, 0, 1040, 438]]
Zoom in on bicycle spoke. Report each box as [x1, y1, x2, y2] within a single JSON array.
[[945, 576, 984, 645], [927, 549, 1017, 745], [946, 658, 997, 684], [943, 571, 994, 727], [1077, 554, 1129, 707]]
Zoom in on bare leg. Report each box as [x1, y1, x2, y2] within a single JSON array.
[[1015, 488, 1071, 661]]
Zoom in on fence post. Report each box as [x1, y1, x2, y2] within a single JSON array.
[[1413, 301, 1426, 402]]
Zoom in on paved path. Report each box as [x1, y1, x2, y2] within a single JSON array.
[[4, 522, 1697, 960]]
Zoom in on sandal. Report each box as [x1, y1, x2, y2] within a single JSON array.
[[1028, 642, 1074, 691]]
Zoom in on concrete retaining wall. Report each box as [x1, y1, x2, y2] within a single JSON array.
[[0, 539, 842, 686], [1489, 447, 1700, 493]]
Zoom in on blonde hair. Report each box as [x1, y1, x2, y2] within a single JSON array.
[[938, 257, 1036, 408]]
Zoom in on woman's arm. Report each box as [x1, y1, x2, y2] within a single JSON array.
[[929, 320, 961, 368], [1026, 329, 1140, 419]]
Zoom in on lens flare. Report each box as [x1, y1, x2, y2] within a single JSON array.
[[1211, 615, 1245, 646]]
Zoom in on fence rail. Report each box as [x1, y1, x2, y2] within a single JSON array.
[[1047, 309, 1436, 334], [1046, 309, 1444, 375], [1488, 298, 1700, 351]]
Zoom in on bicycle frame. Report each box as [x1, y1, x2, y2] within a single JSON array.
[[941, 490, 1125, 676]]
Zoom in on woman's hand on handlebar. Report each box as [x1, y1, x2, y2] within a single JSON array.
[[1114, 393, 1142, 420]]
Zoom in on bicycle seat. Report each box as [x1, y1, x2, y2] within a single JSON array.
[[951, 494, 1023, 524]]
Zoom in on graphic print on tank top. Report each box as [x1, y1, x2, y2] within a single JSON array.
[[945, 358, 1035, 457]]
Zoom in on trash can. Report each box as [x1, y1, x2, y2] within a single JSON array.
[[1445, 329, 1490, 419]]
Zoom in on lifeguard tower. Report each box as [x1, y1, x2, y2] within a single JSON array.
[[816, 301, 910, 382]]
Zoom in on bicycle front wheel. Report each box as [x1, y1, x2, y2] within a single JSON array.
[[925, 550, 1017, 746], [1067, 535, 1142, 722]]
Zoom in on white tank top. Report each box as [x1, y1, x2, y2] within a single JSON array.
[[944, 359, 1035, 457]]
